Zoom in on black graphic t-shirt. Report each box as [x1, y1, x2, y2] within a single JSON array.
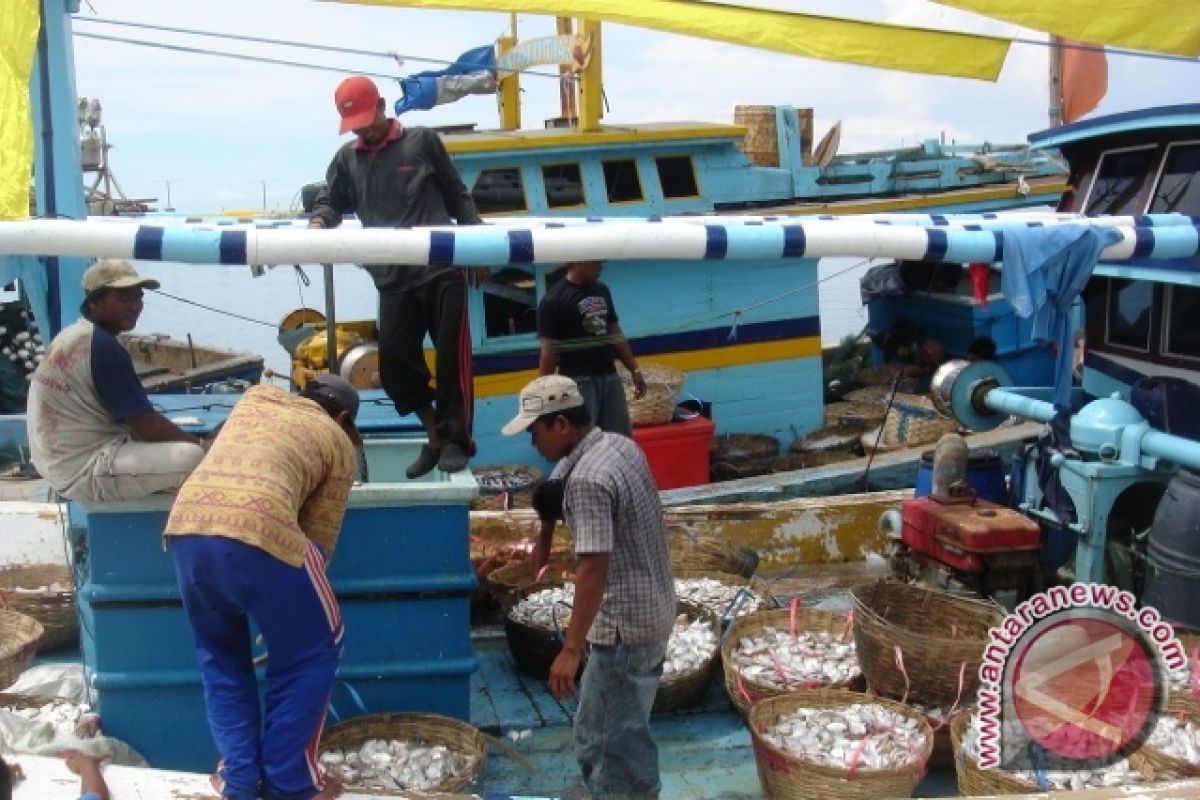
[[538, 278, 620, 376]]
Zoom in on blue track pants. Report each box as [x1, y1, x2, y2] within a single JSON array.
[[171, 535, 343, 800]]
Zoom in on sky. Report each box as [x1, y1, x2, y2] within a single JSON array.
[[64, 0, 1200, 214]]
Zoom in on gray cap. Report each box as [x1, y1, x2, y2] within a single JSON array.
[[302, 374, 360, 421]]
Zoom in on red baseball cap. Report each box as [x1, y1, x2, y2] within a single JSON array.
[[334, 76, 381, 135]]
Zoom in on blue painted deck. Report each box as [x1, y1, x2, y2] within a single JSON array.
[[466, 626, 959, 798]]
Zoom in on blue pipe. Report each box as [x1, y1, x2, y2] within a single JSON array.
[[986, 386, 1200, 472], [982, 388, 1057, 424]]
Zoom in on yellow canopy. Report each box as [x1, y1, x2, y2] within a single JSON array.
[[0, 0, 39, 221], [934, 0, 1200, 57], [338, 0, 1012, 81]]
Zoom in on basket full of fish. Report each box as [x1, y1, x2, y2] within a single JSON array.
[[673, 570, 764, 626], [748, 689, 932, 799], [851, 580, 1003, 707], [652, 600, 722, 714], [950, 711, 1149, 795], [720, 603, 860, 717], [318, 712, 486, 795], [503, 581, 577, 681], [486, 550, 575, 610], [1129, 695, 1200, 781]]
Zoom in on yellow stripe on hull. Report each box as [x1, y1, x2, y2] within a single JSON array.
[[432, 334, 824, 398]]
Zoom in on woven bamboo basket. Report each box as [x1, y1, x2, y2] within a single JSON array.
[[862, 395, 960, 452], [502, 581, 578, 681], [0, 610, 44, 689], [619, 362, 686, 427], [486, 550, 576, 609], [1129, 695, 1200, 782], [667, 527, 758, 578], [626, 382, 676, 426], [710, 434, 780, 481], [917, 704, 970, 771], [851, 580, 1003, 707], [792, 424, 862, 455], [824, 401, 888, 431], [949, 711, 1041, 796], [319, 712, 487, 795], [0, 564, 77, 652], [721, 606, 860, 717], [469, 464, 542, 511], [748, 689, 932, 800], [672, 569, 762, 624], [653, 599, 722, 714]]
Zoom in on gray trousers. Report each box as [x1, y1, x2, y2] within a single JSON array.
[[572, 373, 632, 437]]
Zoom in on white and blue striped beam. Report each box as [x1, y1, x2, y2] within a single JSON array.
[[1, 215, 1197, 268]]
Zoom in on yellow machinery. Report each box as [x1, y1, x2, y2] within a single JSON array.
[[279, 308, 381, 391]]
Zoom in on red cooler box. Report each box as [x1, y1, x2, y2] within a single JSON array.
[[631, 415, 715, 490]]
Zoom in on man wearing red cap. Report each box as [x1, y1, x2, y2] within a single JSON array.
[[309, 76, 483, 478]]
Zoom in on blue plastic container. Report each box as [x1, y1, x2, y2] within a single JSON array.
[[914, 447, 1009, 506], [74, 438, 478, 772]]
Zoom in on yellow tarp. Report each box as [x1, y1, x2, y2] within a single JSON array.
[[0, 0, 39, 221], [935, 0, 1200, 57], [338, 0, 1011, 81]]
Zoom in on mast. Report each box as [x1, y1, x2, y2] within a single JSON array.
[[1048, 35, 1063, 127]]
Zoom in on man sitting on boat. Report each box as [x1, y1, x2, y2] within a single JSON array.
[[25, 259, 206, 502], [537, 260, 646, 437]]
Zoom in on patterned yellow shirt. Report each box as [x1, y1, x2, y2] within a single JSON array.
[[164, 385, 356, 567]]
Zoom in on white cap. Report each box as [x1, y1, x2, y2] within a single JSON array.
[[501, 375, 584, 436]]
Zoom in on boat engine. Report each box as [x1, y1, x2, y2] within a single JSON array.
[[278, 307, 381, 391], [888, 432, 1043, 604]]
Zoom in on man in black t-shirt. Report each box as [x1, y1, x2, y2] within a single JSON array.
[[537, 261, 646, 436]]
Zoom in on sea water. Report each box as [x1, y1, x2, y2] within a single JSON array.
[[132, 257, 873, 384]]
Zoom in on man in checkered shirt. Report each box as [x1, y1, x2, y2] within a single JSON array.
[[503, 374, 676, 799]]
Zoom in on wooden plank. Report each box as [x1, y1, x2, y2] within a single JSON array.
[[471, 629, 573, 731], [660, 421, 1041, 505]]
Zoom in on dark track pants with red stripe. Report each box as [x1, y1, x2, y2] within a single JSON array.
[[171, 535, 343, 800], [377, 270, 474, 450]]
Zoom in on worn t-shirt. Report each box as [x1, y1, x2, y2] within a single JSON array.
[[537, 278, 620, 377], [164, 385, 357, 567], [26, 319, 153, 495]]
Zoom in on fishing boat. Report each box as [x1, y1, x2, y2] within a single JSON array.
[[4, 2, 1200, 798]]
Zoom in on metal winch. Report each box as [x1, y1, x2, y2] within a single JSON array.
[[931, 359, 1200, 586]]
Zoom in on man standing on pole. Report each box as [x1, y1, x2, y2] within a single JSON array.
[[309, 75, 484, 478]]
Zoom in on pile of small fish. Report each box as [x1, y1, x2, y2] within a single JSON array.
[[960, 714, 1145, 789], [759, 703, 927, 770], [508, 583, 575, 632], [908, 700, 955, 730], [729, 626, 859, 689], [0, 317, 44, 377], [662, 614, 719, 681], [674, 577, 762, 620], [0, 698, 88, 727], [319, 739, 476, 792], [1146, 714, 1200, 764]]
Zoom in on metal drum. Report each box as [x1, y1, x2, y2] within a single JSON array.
[[1142, 468, 1200, 631]]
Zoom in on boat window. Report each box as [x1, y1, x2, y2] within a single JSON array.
[[1105, 278, 1153, 352], [656, 156, 699, 198], [1084, 147, 1156, 216], [543, 163, 585, 208], [472, 168, 527, 214], [602, 159, 643, 203], [1149, 142, 1200, 216], [481, 267, 538, 338], [1164, 284, 1200, 360]]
